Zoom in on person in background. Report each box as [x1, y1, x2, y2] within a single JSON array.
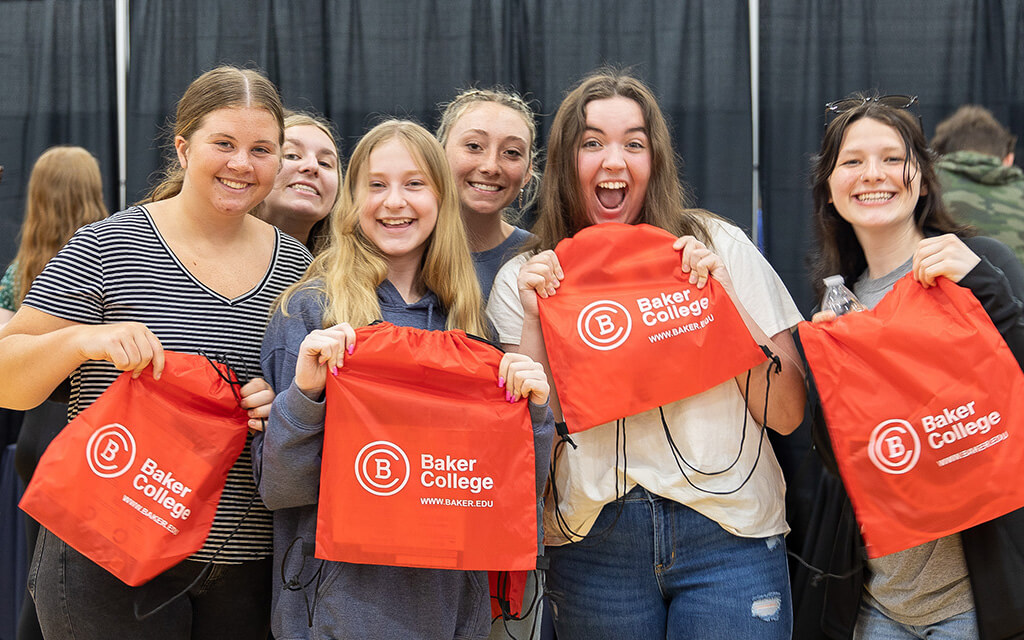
[[804, 92, 1024, 639], [0, 65, 311, 639], [488, 69, 806, 639], [437, 87, 539, 301], [0, 145, 108, 640], [256, 110, 341, 255], [0, 147, 107, 326], [931, 104, 1024, 265], [254, 119, 554, 640], [437, 86, 548, 639]]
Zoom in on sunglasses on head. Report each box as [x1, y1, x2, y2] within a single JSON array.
[[825, 94, 918, 114]]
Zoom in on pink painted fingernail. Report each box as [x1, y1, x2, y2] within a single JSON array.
[[331, 366, 338, 376], [498, 376, 505, 388], [347, 344, 355, 355]]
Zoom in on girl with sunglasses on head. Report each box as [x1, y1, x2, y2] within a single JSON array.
[[487, 68, 806, 639], [804, 92, 1024, 639], [254, 119, 554, 640]]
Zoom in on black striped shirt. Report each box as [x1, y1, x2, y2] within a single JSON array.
[[23, 205, 312, 562]]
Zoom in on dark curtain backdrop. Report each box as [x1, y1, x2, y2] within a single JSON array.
[[124, 0, 751, 229], [761, 0, 1024, 315], [0, 0, 118, 273]]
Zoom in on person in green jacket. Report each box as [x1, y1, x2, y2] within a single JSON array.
[[932, 104, 1024, 265]]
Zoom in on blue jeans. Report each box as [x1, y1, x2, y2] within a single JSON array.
[[28, 528, 271, 639], [545, 487, 792, 640], [854, 600, 978, 640]]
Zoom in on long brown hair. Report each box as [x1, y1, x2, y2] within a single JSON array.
[[529, 68, 713, 252], [14, 146, 107, 304], [278, 120, 489, 337], [809, 92, 968, 299], [142, 65, 285, 203]]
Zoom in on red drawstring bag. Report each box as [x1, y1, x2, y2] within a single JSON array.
[[537, 223, 766, 433], [799, 275, 1024, 558], [317, 322, 539, 572], [489, 570, 530, 621], [19, 351, 250, 585]]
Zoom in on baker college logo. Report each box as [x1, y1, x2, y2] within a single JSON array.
[[577, 300, 632, 351], [867, 419, 920, 474], [354, 440, 410, 496], [86, 423, 137, 478]]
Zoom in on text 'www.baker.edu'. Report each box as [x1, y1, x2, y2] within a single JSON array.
[[647, 314, 715, 344], [420, 497, 494, 508]]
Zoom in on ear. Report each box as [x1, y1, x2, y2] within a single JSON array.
[[1004, 152, 1015, 167], [520, 169, 533, 191], [174, 135, 189, 169]]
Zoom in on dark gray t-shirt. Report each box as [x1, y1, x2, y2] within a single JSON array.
[[472, 227, 531, 302], [853, 260, 974, 625]]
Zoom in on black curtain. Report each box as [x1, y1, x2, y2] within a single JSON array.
[[124, 0, 751, 226], [761, 0, 1024, 316], [0, 0, 118, 269]]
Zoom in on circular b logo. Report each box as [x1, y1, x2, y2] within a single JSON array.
[[354, 440, 410, 496], [867, 419, 920, 474], [86, 423, 137, 478], [577, 300, 632, 351]]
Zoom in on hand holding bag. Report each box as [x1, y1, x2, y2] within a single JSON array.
[[799, 275, 1024, 558], [19, 351, 250, 585], [317, 323, 539, 572], [537, 223, 766, 433]]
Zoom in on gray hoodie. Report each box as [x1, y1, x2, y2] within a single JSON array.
[[253, 279, 553, 640]]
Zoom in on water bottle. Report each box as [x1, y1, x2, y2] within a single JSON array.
[[821, 275, 867, 316]]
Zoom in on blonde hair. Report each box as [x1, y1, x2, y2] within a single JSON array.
[[436, 86, 540, 211], [143, 65, 285, 203], [280, 120, 488, 336], [14, 146, 107, 304]]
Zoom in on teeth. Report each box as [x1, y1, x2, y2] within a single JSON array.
[[470, 182, 500, 192], [598, 181, 627, 190], [220, 178, 247, 189], [380, 218, 413, 227], [291, 184, 319, 195], [856, 192, 894, 202]]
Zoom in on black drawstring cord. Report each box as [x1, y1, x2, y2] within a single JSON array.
[[492, 569, 543, 639], [661, 344, 780, 496], [554, 422, 576, 449], [134, 492, 259, 620], [549, 416, 629, 546], [134, 350, 259, 620], [280, 537, 326, 628]]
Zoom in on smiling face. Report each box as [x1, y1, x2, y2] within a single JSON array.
[[175, 106, 281, 216], [264, 124, 339, 227], [827, 117, 924, 235], [576, 96, 652, 226], [443, 101, 532, 218], [358, 137, 439, 268]]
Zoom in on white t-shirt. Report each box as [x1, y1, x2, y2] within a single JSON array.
[[486, 218, 803, 543]]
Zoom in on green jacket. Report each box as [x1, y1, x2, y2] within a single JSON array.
[[937, 150, 1024, 265]]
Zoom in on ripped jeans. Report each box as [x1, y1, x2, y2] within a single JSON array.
[[545, 486, 792, 640]]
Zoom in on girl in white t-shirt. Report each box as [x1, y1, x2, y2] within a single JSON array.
[[486, 69, 806, 639]]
